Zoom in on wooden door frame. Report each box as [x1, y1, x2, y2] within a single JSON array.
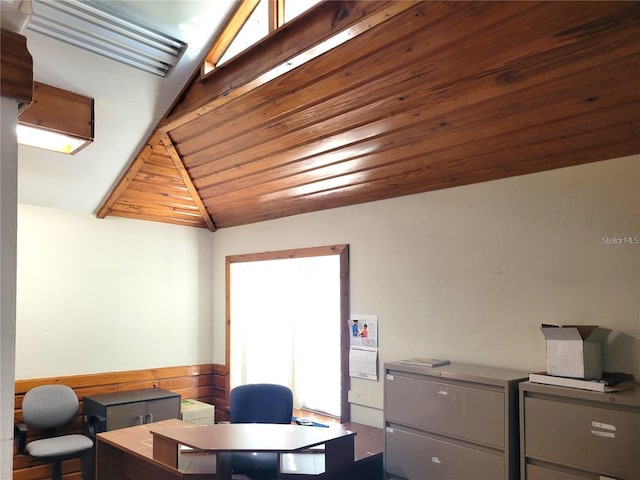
[[225, 244, 350, 422]]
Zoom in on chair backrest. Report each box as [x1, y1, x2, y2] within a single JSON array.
[[22, 385, 79, 430], [230, 383, 293, 424]]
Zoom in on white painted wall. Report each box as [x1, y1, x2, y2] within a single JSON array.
[[15, 206, 214, 379], [211, 155, 640, 427]]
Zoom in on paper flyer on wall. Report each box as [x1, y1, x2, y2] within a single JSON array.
[[349, 314, 378, 380], [350, 314, 377, 347]]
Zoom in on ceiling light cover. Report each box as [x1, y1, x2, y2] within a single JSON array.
[[17, 124, 89, 154], [28, 0, 187, 76]]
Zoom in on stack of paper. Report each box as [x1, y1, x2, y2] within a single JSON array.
[[528, 372, 637, 392], [400, 358, 450, 367]]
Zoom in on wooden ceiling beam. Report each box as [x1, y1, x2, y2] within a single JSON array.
[[161, 1, 414, 133], [0, 28, 33, 109], [161, 135, 217, 232], [202, 0, 260, 72], [268, 0, 285, 32]]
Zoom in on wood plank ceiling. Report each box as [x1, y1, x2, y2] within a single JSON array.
[[98, 1, 640, 231]]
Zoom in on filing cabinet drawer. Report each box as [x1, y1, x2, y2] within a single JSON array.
[[385, 373, 505, 448], [523, 396, 640, 479], [525, 464, 592, 480], [385, 426, 504, 480]]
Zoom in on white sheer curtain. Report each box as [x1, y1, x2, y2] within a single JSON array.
[[230, 256, 340, 417]]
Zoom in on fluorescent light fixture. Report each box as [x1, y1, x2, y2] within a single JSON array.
[[17, 124, 89, 154], [27, 0, 186, 77], [18, 82, 94, 155]]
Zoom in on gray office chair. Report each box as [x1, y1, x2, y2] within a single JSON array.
[[15, 384, 94, 480], [229, 383, 294, 479]]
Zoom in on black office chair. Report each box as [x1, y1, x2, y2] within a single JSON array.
[[15, 384, 94, 480], [229, 383, 293, 479]]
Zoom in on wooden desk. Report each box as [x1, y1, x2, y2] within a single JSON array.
[[150, 423, 355, 479], [96, 419, 382, 479]]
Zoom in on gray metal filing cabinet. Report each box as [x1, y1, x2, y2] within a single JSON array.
[[520, 381, 640, 480], [384, 362, 527, 480]]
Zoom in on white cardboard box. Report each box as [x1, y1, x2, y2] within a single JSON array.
[[181, 399, 215, 425], [540, 324, 610, 379]]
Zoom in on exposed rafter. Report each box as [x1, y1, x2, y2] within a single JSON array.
[[202, 0, 260, 75], [161, 135, 216, 232]]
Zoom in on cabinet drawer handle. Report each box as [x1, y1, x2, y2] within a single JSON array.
[[431, 456, 442, 464], [437, 387, 448, 396], [145, 413, 154, 424], [135, 415, 144, 425]]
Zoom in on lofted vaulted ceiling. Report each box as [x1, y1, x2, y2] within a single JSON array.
[[97, 1, 640, 231]]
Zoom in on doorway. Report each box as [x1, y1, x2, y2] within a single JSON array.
[[225, 245, 349, 421]]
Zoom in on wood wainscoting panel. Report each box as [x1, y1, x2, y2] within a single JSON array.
[[213, 363, 230, 422]]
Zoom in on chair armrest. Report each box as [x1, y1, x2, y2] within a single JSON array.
[[14, 423, 27, 454], [83, 414, 106, 439]]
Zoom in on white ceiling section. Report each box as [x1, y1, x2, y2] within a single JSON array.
[[16, 0, 236, 213]]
